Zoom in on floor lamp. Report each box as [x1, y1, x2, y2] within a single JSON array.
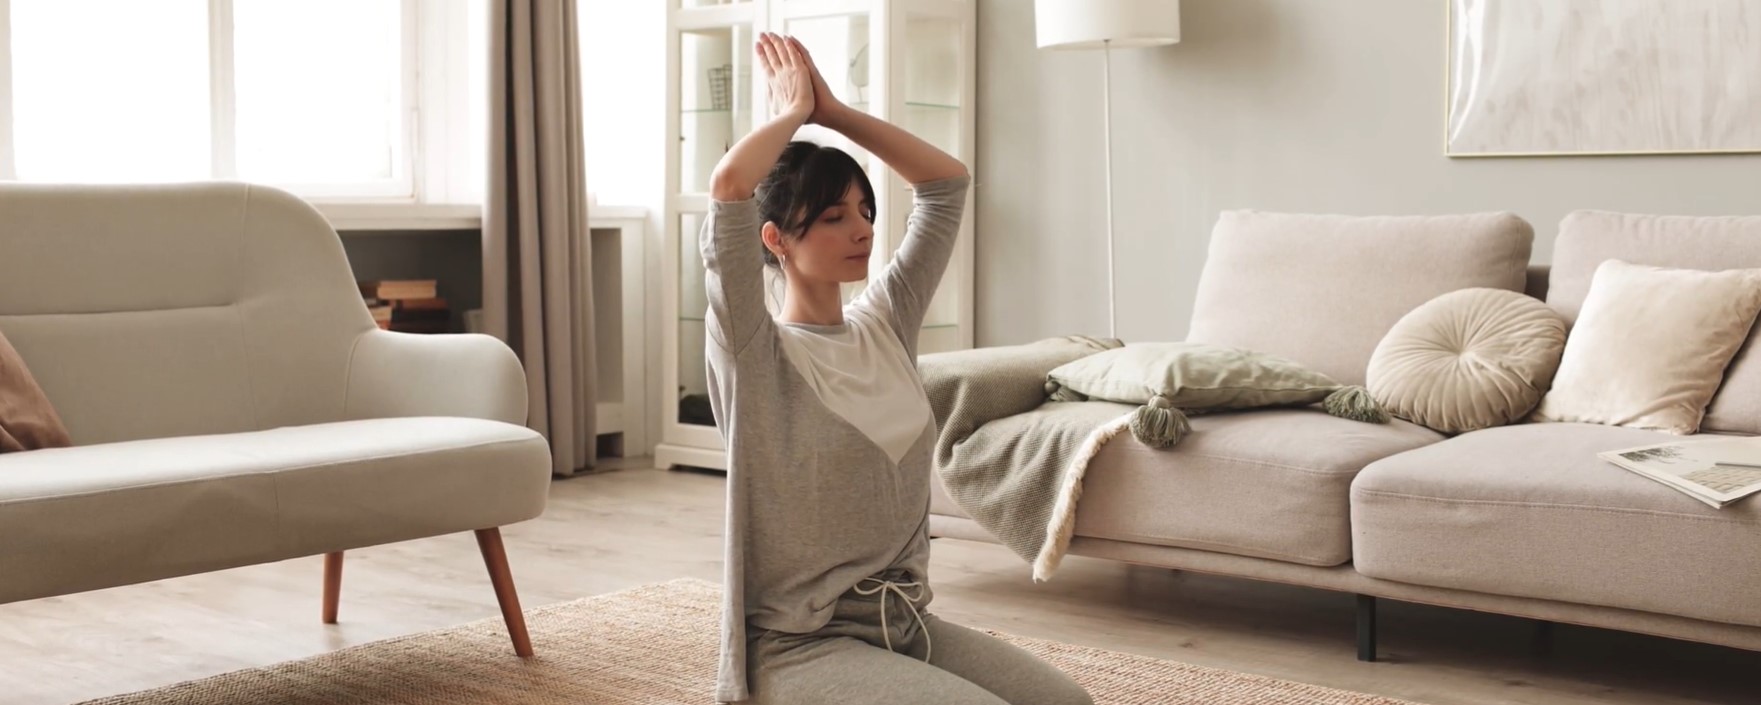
[[1035, 0, 1181, 339]]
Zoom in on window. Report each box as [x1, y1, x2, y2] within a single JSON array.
[[579, 0, 662, 207], [0, 0, 483, 217]]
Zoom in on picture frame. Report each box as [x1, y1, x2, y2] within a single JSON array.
[[1444, 0, 1761, 157]]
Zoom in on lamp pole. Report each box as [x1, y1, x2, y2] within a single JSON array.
[[1102, 38, 1117, 339]]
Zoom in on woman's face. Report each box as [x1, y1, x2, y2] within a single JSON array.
[[785, 182, 874, 284]]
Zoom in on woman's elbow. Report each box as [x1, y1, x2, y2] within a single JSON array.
[[709, 168, 752, 203]]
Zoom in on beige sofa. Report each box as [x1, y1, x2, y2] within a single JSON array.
[[0, 183, 553, 655], [930, 209, 1761, 659]]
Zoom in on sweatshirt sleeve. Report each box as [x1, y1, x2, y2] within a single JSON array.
[[699, 198, 774, 355], [856, 174, 971, 355]]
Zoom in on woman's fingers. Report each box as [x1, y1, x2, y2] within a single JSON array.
[[757, 34, 781, 74], [771, 33, 790, 66], [779, 35, 801, 68]]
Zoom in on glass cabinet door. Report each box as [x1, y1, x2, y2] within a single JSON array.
[[677, 213, 715, 427], [677, 211, 789, 428], [901, 12, 962, 157], [680, 24, 755, 195], [902, 9, 966, 354]]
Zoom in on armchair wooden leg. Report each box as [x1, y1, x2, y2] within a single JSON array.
[[322, 552, 344, 624], [475, 528, 534, 657]]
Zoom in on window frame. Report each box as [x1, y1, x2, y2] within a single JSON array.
[[0, 0, 483, 229], [0, 0, 15, 181]]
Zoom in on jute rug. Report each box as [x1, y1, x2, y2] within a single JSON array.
[[82, 578, 1421, 705]]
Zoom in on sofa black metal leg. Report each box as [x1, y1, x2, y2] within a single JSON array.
[[1532, 619, 1555, 656], [1356, 594, 1378, 662]]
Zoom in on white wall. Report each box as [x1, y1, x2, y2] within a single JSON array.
[[975, 0, 1761, 347]]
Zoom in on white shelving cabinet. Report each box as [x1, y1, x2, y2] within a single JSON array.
[[657, 0, 976, 471], [588, 208, 649, 458]]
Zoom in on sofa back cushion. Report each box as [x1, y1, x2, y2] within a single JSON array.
[[1187, 210, 1534, 385], [0, 183, 374, 445], [1548, 211, 1761, 435]]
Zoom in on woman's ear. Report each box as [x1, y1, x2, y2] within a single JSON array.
[[761, 221, 787, 261]]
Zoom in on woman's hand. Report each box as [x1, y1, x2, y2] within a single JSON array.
[[787, 36, 849, 127], [708, 34, 819, 201], [758, 33, 813, 122]]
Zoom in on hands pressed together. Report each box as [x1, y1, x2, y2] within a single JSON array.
[[708, 31, 965, 202], [757, 32, 846, 127]]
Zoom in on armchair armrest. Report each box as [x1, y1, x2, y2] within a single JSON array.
[[343, 330, 528, 425]]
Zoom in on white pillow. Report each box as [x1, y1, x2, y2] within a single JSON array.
[[1367, 288, 1566, 434], [1531, 260, 1761, 434]]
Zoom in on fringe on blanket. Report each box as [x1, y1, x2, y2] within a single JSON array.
[[1031, 411, 1136, 582]]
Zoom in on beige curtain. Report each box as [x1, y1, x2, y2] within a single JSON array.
[[485, 0, 597, 476]]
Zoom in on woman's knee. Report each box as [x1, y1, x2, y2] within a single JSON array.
[[1013, 671, 1094, 705]]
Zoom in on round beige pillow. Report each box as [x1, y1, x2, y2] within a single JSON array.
[[1366, 288, 1567, 434]]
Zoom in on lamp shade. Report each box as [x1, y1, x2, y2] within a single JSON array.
[[1035, 0, 1181, 50]]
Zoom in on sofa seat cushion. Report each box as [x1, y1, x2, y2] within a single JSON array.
[[0, 416, 550, 604], [1071, 407, 1443, 566], [1352, 422, 1761, 628]]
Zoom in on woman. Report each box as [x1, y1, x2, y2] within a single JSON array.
[[701, 32, 1095, 705]]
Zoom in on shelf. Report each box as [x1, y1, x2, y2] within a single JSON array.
[[596, 402, 627, 434], [322, 203, 482, 231], [850, 101, 962, 112], [589, 205, 649, 221], [673, 4, 755, 31], [682, 317, 953, 328]]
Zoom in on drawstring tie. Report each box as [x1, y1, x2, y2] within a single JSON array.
[[854, 577, 931, 664]]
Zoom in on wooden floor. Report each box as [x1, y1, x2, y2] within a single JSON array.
[[2, 462, 1755, 705]]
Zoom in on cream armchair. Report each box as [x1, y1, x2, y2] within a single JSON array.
[[0, 182, 551, 656]]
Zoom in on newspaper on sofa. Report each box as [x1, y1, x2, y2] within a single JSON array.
[[1599, 437, 1761, 509]]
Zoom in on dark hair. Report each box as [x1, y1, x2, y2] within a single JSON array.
[[756, 142, 877, 269]]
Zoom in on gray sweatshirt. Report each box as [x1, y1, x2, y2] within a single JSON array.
[[701, 174, 972, 703]]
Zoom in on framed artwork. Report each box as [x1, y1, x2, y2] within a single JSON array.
[[1445, 0, 1761, 157]]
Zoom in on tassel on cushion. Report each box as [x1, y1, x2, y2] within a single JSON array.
[[1324, 385, 1390, 424], [1130, 394, 1191, 448]]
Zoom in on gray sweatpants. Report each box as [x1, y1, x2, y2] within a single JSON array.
[[745, 574, 1094, 705]]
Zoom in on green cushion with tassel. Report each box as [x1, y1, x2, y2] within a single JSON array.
[[1046, 342, 1388, 449]]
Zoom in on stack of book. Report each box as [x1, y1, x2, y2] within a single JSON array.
[[359, 279, 451, 334]]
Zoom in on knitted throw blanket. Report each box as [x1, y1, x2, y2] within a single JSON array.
[[919, 335, 1131, 581]]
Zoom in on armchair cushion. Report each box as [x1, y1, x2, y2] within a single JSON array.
[[345, 330, 530, 425], [0, 416, 548, 604]]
